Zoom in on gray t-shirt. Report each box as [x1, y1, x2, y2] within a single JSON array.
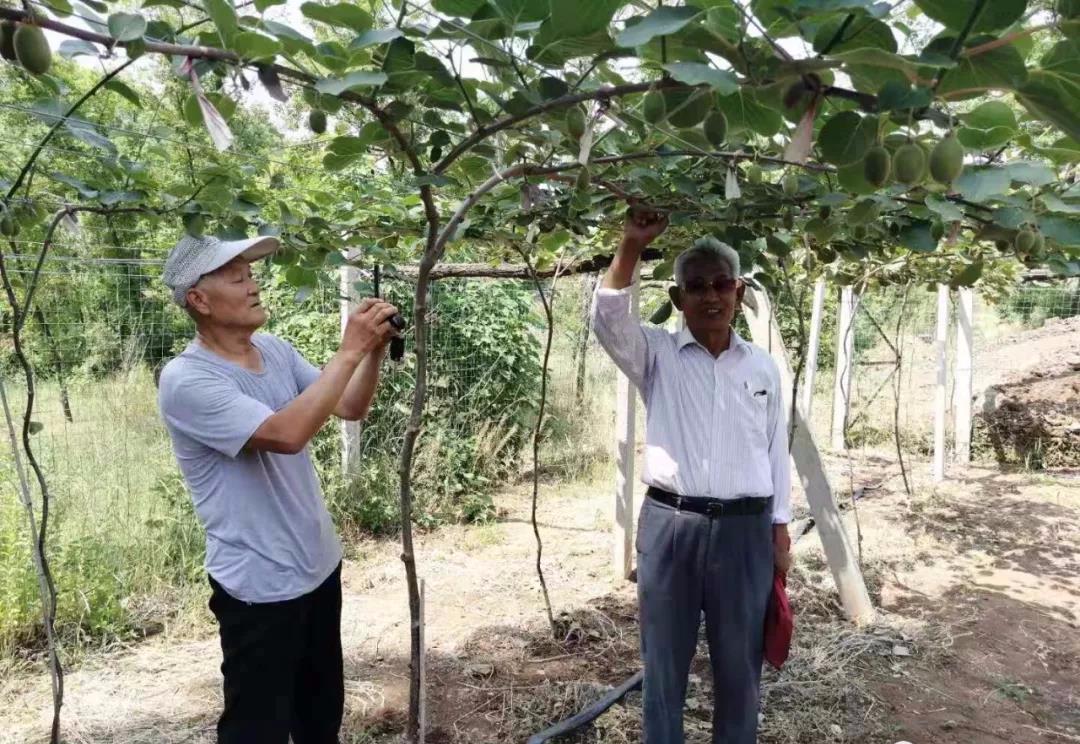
[[157, 333, 342, 603]]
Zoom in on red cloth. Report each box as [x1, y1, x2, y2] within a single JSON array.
[[764, 569, 793, 670]]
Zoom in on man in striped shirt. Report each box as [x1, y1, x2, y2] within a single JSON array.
[[591, 209, 792, 744]]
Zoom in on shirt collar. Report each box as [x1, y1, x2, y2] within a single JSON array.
[[677, 326, 750, 355]]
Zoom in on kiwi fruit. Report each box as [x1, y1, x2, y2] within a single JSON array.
[[1, 21, 17, 62], [1014, 228, 1036, 253], [566, 106, 586, 140], [782, 173, 799, 196], [643, 88, 666, 124], [0, 216, 18, 237], [852, 224, 867, 240], [929, 133, 964, 185], [893, 143, 926, 186], [863, 145, 892, 188], [994, 239, 1010, 251], [703, 111, 728, 148], [13, 24, 51, 75], [818, 205, 832, 220], [931, 221, 945, 241], [782, 210, 795, 230], [649, 300, 673, 325], [308, 110, 327, 134], [746, 164, 763, 185], [1032, 230, 1045, 253], [575, 167, 591, 193]]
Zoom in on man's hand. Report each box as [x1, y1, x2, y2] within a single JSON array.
[[342, 299, 400, 359], [622, 206, 669, 250], [773, 524, 792, 574]]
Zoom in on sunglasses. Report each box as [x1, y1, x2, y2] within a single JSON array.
[[680, 277, 741, 296]]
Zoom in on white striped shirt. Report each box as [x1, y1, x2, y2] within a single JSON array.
[[592, 286, 792, 524]]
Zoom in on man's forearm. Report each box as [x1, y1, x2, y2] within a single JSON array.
[[602, 237, 645, 289], [337, 344, 386, 420], [248, 348, 364, 453]]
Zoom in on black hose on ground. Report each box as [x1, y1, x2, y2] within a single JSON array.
[[525, 670, 644, 744]]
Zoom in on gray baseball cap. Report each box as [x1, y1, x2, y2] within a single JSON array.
[[162, 233, 279, 307]]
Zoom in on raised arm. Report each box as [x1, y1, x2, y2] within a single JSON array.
[[248, 300, 398, 454], [591, 208, 669, 389]]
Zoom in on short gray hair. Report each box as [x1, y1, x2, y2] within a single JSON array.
[[674, 236, 740, 285]]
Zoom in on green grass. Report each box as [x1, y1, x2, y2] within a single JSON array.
[[0, 371, 205, 661]]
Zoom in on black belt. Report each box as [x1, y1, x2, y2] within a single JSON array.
[[646, 486, 770, 517]]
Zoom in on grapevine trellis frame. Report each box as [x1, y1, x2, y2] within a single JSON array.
[[3, 0, 1080, 741]]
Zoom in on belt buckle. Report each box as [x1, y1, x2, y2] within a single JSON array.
[[707, 500, 724, 518]]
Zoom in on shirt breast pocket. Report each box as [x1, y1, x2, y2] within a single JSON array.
[[738, 379, 770, 434]]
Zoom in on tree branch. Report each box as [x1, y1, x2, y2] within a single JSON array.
[[933, 0, 989, 91], [4, 57, 136, 201]]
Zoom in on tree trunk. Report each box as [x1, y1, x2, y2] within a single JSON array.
[[574, 273, 596, 403]]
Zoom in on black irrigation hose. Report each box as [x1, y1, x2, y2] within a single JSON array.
[[525, 670, 644, 744]]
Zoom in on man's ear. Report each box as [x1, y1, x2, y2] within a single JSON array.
[[186, 286, 211, 317], [735, 280, 746, 307], [669, 285, 683, 311]]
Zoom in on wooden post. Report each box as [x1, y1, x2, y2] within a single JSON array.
[[613, 269, 639, 580], [418, 577, 426, 744], [831, 286, 856, 451], [743, 288, 876, 625], [933, 285, 950, 481], [802, 277, 827, 418], [954, 288, 974, 464], [340, 252, 363, 477]]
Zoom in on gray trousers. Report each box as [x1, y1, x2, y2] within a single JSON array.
[[636, 495, 774, 744]]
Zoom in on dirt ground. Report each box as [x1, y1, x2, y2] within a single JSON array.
[[2, 449, 1078, 744]]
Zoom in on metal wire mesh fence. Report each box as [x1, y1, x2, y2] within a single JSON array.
[[796, 281, 1080, 467]]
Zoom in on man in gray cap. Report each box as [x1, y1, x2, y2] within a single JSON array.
[[157, 233, 399, 744], [591, 210, 792, 744]]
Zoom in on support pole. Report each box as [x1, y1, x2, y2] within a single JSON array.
[[802, 277, 826, 418], [831, 286, 856, 451], [613, 268, 639, 581], [954, 288, 974, 464], [933, 285, 950, 481], [743, 288, 876, 625], [418, 577, 426, 744], [340, 252, 363, 477]]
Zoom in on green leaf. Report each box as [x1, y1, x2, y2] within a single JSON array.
[[28, 421, 44, 435], [1040, 193, 1080, 215], [532, 0, 621, 65], [349, 28, 404, 50], [813, 16, 896, 54], [64, 117, 115, 153], [925, 37, 1027, 99], [661, 63, 738, 95], [254, 0, 285, 10], [103, 79, 141, 106], [617, 6, 701, 48], [261, 20, 314, 54], [924, 194, 964, 222], [1004, 160, 1055, 187], [952, 260, 984, 287], [314, 70, 388, 95], [1036, 215, 1080, 246], [203, 0, 239, 43], [233, 31, 281, 59], [962, 100, 1017, 131], [99, 190, 146, 205], [108, 12, 147, 41], [285, 265, 317, 288], [831, 47, 921, 76], [490, 0, 549, 23], [954, 166, 1010, 202], [59, 39, 101, 59], [715, 88, 783, 137], [899, 220, 938, 252], [432, 0, 485, 15], [1016, 72, 1080, 143], [41, 0, 73, 15], [818, 111, 877, 166], [875, 82, 932, 111], [48, 172, 99, 198], [301, 2, 373, 32], [913, 0, 1027, 34]]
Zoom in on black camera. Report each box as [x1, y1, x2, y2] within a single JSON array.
[[389, 314, 406, 361]]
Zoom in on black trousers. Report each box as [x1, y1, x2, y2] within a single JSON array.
[[208, 563, 344, 744]]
